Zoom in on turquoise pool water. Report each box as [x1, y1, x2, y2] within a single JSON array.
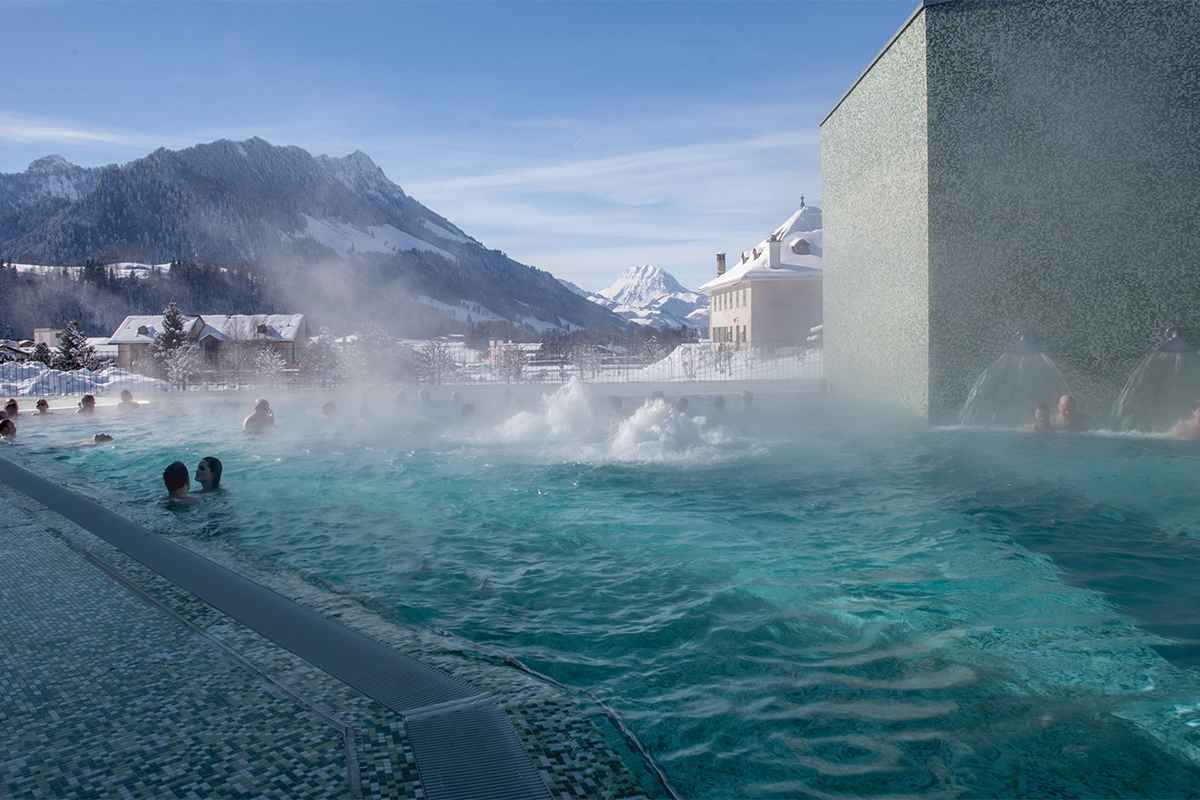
[[9, 383, 1200, 798]]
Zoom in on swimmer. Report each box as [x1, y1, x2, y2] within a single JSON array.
[[116, 389, 139, 412], [1050, 394, 1092, 432], [78, 394, 96, 414], [35, 398, 51, 415], [162, 461, 200, 506], [418, 388, 431, 404], [712, 395, 726, 412], [1170, 401, 1200, 440], [243, 398, 275, 432], [321, 401, 337, 419], [0, 419, 15, 440], [650, 390, 665, 404], [674, 396, 689, 414], [195, 456, 222, 490], [4, 398, 18, 418], [1021, 402, 1054, 433], [92, 433, 114, 443], [741, 390, 754, 409]]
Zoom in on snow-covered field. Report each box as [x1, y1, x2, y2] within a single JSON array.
[[634, 343, 822, 382], [0, 362, 172, 397]]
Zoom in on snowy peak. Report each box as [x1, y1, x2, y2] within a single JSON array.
[[584, 265, 707, 329], [27, 154, 75, 174], [596, 264, 698, 307]]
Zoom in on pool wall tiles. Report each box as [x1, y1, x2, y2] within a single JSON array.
[[823, 0, 1200, 422]]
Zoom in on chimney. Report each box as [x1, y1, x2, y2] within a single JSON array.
[[768, 238, 781, 269], [716, 252, 726, 275]]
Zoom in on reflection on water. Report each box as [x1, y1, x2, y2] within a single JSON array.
[[8, 385, 1200, 798]]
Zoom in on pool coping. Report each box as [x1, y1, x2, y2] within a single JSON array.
[[0, 453, 555, 800]]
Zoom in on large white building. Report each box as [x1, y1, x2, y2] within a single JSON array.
[[700, 206, 823, 349]]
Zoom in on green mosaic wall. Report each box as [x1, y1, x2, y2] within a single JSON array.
[[822, 12, 931, 416], [823, 0, 1200, 422], [925, 0, 1200, 422]]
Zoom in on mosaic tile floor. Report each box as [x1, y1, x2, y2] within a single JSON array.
[[0, 479, 661, 799]]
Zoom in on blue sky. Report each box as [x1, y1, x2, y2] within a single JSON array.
[[0, 1, 915, 291]]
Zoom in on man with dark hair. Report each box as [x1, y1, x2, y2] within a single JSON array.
[[162, 461, 200, 506]]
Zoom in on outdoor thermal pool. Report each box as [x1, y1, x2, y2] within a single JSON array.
[[6, 382, 1200, 798]]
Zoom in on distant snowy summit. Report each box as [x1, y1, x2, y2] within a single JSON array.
[[563, 265, 709, 330]]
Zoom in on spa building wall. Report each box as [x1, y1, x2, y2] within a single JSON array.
[[823, 0, 1200, 422]]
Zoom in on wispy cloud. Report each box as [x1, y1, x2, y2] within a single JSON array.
[[0, 110, 158, 150]]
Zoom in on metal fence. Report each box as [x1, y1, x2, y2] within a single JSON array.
[[2, 343, 825, 397]]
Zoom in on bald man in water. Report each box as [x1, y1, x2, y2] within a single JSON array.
[[1050, 394, 1092, 432]]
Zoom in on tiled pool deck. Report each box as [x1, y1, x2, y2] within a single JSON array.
[[0, 477, 662, 799]]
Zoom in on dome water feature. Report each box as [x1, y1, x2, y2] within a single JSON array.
[[1113, 327, 1200, 433], [958, 330, 1070, 427]]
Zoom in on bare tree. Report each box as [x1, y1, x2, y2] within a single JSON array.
[[413, 339, 458, 385], [498, 343, 528, 383]]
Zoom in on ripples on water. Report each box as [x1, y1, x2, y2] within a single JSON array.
[[10, 382, 1200, 798]]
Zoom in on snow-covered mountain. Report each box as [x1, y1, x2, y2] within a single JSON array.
[[0, 139, 622, 335], [566, 264, 708, 329]]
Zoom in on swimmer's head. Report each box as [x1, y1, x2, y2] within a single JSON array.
[[36, 398, 49, 412], [418, 388, 431, 403], [651, 390, 665, 403], [713, 395, 726, 411], [0, 419, 15, 438], [461, 402, 476, 418], [741, 390, 754, 407], [196, 456, 222, 489], [163, 461, 189, 493], [119, 389, 133, 402], [80, 394, 95, 410], [674, 397, 689, 413], [254, 398, 271, 414], [321, 401, 337, 417], [4, 398, 17, 416], [93, 433, 113, 443]]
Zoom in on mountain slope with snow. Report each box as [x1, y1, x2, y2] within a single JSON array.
[[0, 139, 621, 335]]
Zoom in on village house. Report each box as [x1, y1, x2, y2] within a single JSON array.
[[108, 314, 312, 371], [700, 220, 822, 350]]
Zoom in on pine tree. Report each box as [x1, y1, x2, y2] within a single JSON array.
[[31, 342, 53, 366], [151, 298, 188, 357], [53, 320, 96, 371]]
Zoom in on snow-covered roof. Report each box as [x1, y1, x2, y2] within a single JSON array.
[[109, 314, 309, 345], [699, 248, 822, 293], [699, 204, 824, 294], [193, 315, 311, 345], [108, 315, 201, 345]]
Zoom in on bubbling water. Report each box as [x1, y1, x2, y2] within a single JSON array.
[[959, 330, 1070, 427], [480, 378, 737, 464], [1113, 328, 1200, 433]]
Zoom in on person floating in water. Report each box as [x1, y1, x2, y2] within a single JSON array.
[[1050, 394, 1091, 431], [195, 456, 223, 490], [1022, 402, 1054, 433], [34, 398, 51, 415], [243, 398, 275, 432], [0, 418, 15, 440], [78, 394, 96, 414], [4, 398, 18, 418], [117, 389, 139, 413], [1170, 401, 1200, 440], [162, 461, 200, 506]]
